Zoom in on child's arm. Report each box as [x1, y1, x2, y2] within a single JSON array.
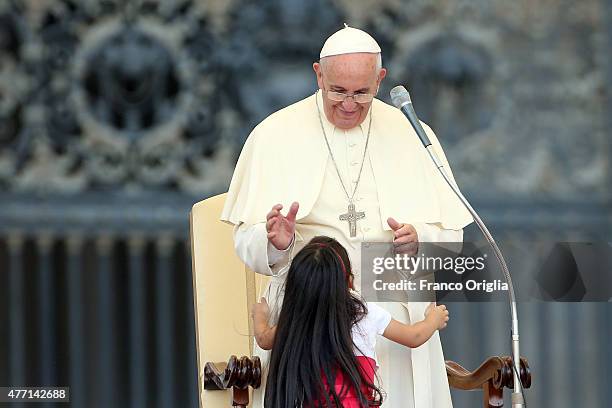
[[251, 298, 277, 350], [382, 303, 449, 348]]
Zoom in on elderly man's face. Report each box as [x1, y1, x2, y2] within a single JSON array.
[[313, 53, 386, 130]]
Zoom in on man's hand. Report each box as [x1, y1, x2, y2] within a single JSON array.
[[387, 217, 418, 255], [266, 202, 299, 250]]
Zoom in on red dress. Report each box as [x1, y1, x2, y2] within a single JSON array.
[[314, 355, 379, 407]]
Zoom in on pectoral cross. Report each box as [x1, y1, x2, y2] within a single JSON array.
[[339, 202, 365, 238]]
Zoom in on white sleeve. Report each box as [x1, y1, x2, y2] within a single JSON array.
[[267, 235, 295, 265], [412, 222, 463, 243], [233, 222, 295, 276], [367, 303, 393, 335]]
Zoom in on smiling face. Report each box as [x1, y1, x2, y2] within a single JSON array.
[[313, 53, 386, 130]]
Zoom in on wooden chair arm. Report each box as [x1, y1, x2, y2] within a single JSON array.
[[203, 356, 261, 407], [446, 356, 531, 408]]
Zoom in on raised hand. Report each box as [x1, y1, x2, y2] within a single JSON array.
[[387, 217, 418, 255], [266, 202, 299, 250]]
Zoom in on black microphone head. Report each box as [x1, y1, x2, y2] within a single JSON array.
[[390, 85, 411, 108]]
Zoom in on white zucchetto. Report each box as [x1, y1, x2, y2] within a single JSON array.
[[319, 23, 381, 58]]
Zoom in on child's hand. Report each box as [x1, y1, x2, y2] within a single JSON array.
[[251, 297, 270, 321], [251, 298, 276, 350], [425, 302, 449, 330]]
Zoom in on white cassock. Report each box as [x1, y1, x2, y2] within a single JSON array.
[[221, 91, 473, 408]]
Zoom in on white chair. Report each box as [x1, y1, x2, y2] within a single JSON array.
[[190, 193, 269, 407]]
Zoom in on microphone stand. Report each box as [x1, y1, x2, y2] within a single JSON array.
[[423, 146, 525, 407]]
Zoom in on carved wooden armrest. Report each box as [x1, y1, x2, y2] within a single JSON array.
[[203, 355, 261, 407], [446, 356, 531, 408]]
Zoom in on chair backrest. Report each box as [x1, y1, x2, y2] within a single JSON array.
[[190, 193, 270, 407]]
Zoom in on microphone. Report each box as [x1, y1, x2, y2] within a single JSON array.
[[390, 86, 444, 170], [390, 86, 431, 148], [390, 85, 526, 407]]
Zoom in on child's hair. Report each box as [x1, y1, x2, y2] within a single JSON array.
[[264, 236, 383, 407]]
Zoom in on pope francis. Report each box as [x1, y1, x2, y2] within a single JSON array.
[[221, 25, 473, 407]]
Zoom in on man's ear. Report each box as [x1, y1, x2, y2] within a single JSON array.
[[313, 62, 324, 89], [377, 67, 387, 84]]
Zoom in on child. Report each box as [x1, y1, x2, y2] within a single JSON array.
[[251, 236, 449, 407]]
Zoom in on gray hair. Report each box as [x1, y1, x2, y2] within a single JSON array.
[[320, 52, 383, 72], [375, 53, 382, 70]]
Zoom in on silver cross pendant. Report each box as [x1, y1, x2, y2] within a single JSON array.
[[339, 202, 366, 237]]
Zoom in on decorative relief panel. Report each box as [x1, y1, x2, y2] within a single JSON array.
[[375, 0, 609, 200], [0, 0, 232, 194]]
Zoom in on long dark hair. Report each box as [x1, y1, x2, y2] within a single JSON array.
[[264, 236, 383, 407]]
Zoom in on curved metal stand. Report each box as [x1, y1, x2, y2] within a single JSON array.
[[424, 145, 525, 407]]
